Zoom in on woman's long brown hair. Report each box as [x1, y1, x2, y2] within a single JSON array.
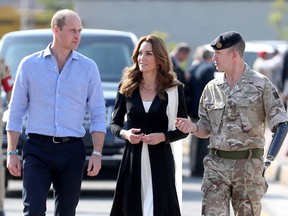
[[119, 35, 180, 100]]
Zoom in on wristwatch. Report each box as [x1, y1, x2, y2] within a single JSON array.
[[120, 129, 125, 140], [92, 150, 102, 159]]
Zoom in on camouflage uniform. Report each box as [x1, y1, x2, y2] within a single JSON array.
[[198, 64, 288, 216], [0, 58, 13, 212]]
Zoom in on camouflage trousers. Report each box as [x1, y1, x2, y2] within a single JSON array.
[[201, 154, 268, 216]]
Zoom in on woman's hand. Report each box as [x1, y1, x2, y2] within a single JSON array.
[[123, 128, 144, 144], [141, 133, 165, 145]]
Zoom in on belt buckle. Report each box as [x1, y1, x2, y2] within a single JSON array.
[[53, 137, 61, 144]]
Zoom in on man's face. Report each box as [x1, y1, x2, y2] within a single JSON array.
[[179, 51, 190, 62], [55, 15, 82, 51]]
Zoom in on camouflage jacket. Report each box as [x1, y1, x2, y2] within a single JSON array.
[[198, 64, 288, 151]]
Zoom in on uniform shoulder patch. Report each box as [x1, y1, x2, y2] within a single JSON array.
[[272, 87, 280, 99]]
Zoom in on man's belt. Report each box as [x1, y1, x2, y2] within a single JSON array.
[[28, 133, 81, 144], [210, 148, 264, 159]]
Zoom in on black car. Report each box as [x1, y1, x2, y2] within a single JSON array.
[[0, 29, 137, 188]]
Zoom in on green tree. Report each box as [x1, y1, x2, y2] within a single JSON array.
[[269, 0, 288, 39], [150, 30, 176, 51]]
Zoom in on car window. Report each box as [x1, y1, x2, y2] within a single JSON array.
[[6, 43, 48, 77], [78, 43, 132, 82], [1, 36, 52, 78]]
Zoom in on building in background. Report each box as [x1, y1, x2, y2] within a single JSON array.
[[75, 0, 284, 52], [0, 6, 20, 37]]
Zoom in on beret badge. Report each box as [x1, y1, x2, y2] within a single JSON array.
[[216, 42, 222, 49]]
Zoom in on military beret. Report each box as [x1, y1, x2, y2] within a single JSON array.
[[211, 31, 243, 50]]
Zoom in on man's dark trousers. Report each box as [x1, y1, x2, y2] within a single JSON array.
[[22, 134, 86, 216]]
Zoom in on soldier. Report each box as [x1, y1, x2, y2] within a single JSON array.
[[175, 31, 288, 216], [0, 58, 13, 216]]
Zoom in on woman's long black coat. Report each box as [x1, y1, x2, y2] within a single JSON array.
[[110, 85, 188, 216]]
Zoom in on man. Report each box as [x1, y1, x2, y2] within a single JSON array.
[[6, 9, 106, 216], [0, 58, 13, 216], [170, 42, 191, 84], [186, 48, 215, 177], [175, 31, 288, 215]]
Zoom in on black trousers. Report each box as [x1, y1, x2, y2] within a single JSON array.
[[22, 134, 85, 216]]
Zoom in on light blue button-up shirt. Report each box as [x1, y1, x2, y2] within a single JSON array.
[[6, 44, 106, 137]]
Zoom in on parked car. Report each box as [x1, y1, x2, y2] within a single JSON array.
[[0, 29, 137, 188]]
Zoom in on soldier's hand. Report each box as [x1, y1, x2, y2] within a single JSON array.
[[175, 117, 196, 134]]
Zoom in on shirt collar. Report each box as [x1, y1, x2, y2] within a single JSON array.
[[215, 63, 251, 88], [43, 43, 79, 60]]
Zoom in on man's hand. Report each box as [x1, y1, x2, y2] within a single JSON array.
[[87, 155, 102, 177], [7, 155, 21, 177]]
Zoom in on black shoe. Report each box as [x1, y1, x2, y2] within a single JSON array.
[[0, 210, 5, 216]]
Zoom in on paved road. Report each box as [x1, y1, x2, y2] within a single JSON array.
[[3, 156, 288, 216], [4, 128, 288, 215]]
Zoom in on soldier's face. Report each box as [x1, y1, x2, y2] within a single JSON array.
[[212, 49, 234, 72]]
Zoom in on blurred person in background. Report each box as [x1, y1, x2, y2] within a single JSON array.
[[254, 48, 285, 108], [253, 47, 283, 91], [267, 48, 283, 91], [0, 58, 13, 216], [252, 51, 271, 78], [254, 48, 283, 91], [170, 42, 191, 85], [190, 45, 206, 67], [186, 48, 215, 177]]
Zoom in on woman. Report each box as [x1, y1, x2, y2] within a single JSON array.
[[109, 35, 188, 216]]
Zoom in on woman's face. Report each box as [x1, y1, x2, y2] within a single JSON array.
[[137, 41, 158, 74]]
